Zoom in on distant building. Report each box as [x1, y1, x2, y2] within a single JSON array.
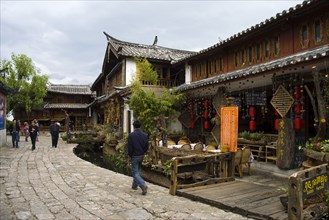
[[15, 83, 95, 132]]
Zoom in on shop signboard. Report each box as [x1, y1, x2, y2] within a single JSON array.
[[220, 106, 238, 152]]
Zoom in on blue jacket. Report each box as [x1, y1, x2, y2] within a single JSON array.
[[128, 129, 148, 157]]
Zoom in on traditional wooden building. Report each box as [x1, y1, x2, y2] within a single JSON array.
[[92, 0, 328, 170], [90, 33, 194, 133], [43, 84, 95, 131], [16, 83, 95, 131], [174, 0, 329, 169]]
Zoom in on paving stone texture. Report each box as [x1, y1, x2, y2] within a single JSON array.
[[0, 135, 254, 220]]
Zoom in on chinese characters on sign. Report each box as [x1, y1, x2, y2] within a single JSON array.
[[220, 106, 238, 152], [302, 174, 328, 198]]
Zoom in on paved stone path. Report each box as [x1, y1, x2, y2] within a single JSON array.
[[0, 135, 252, 220]]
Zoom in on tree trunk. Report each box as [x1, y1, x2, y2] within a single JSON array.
[[312, 67, 327, 139]]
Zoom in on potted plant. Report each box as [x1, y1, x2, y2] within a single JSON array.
[[300, 138, 329, 163]]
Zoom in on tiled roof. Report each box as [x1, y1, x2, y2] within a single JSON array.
[[174, 0, 325, 64], [0, 81, 16, 95], [176, 45, 329, 92], [47, 84, 94, 95], [44, 103, 89, 109], [104, 32, 195, 63]]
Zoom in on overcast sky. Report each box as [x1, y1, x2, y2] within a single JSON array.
[[1, 0, 302, 85]]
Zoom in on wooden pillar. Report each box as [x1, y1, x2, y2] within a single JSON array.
[[277, 117, 296, 169]]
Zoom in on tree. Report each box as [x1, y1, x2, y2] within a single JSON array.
[[0, 53, 48, 118], [129, 58, 184, 135]]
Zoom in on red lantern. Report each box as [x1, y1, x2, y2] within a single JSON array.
[[294, 86, 301, 99], [294, 102, 302, 115], [249, 120, 256, 131], [294, 117, 302, 130], [204, 111, 209, 119], [249, 106, 256, 117], [204, 120, 210, 129], [275, 119, 279, 131]]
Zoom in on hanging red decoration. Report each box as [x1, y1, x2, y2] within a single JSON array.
[[294, 117, 302, 130], [294, 86, 301, 99], [294, 102, 302, 115], [249, 120, 256, 131], [275, 119, 279, 131], [204, 111, 209, 119], [190, 121, 195, 129], [249, 106, 256, 117], [204, 120, 210, 129]]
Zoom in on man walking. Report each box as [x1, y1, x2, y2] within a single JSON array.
[[10, 119, 20, 148], [29, 119, 39, 151], [128, 120, 149, 195], [50, 120, 60, 148]]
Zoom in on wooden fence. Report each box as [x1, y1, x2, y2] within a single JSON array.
[[169, 152, 234, 195], [288, 163, 329, 219]]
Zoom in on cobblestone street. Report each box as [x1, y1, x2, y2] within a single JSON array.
[[0, 135, 252, 220]]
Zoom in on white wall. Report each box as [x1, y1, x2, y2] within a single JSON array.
[[125, 58, 137, 86], [0, 130, 7, 147], [185, 64, 192, 84]]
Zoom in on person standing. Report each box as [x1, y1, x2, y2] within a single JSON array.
[[10, 119, 20, 148], [29, 120, 39, 151], [23, 121, 29, 142], [50, 120, 60, 148], [127, 120, 149, 195]]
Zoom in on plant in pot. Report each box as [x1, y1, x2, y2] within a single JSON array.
[[299, 138, 329, 166]]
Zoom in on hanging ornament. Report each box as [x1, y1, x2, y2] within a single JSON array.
[[204, 120, 210, 129], [275, 118, 279, 131], [249, 106, 256, 118], [294, 117, 302, 130], [249, 120, 256, 131], [294, 86, 301, 100], [294, 102, 302, 115]]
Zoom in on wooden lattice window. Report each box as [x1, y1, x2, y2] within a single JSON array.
[[274, 35, 280, 56], [241, 48, 245, 66], [264, 40, 270, 59], [300, 23, 309, 48], [219, 57, 224, 72], [248, 46, 253, 63], [234, 50, 239, 67], [256, 43, 261, 61], [314, 18, 323, 44]]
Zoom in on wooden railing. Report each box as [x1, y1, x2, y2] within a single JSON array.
[[288, 163, 329, 219], [141, 79, 178, 87], [169, 152, 234, 195]]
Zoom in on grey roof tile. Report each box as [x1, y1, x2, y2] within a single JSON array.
[[47, 84, 94, 95], [104, 32, 195, 63], [44, 103, 89, 109]]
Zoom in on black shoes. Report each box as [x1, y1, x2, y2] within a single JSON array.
[[141, 185, 148, 195], [132, 183, 138, 190]]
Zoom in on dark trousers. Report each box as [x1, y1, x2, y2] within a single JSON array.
[[12, 132, 19, 147], [51, 134, 59, 147], [31, 135, 37, 150]]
